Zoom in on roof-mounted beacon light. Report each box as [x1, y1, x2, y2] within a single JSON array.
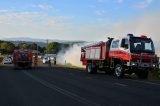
[[140, 35, 148, 38]]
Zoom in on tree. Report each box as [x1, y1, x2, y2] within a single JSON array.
[[30, 43, 37, 50], [38, 46, 46, 54], [46, 42, 70, 54], [0, 42, 8, 54], [18, 43, 30, 49], [7, 42, 16, 53], [46, 42, 60, 54], [0, 42, 15, 54]]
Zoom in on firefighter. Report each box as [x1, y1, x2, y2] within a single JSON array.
[[54, 57, 56, 65], [48, 57, 51, 67], [34, 55, 38, 67]]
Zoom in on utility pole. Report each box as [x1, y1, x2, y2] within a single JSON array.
[[46, 39, 48, 57], [34, 44, 38, 67], [37, 44, 38, 56]]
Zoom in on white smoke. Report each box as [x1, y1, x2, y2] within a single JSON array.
[[56, 43, 88, 67], [56, 10, 160, 67], [108, 11, 160, 56], [98, 10, 160, 56]]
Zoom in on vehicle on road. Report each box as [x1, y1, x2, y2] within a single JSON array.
[[0, 55, 4, 64], [13, 50, 32, 69], [42, 57, 49, 64], [42, 54, 56, 64], [81, 34, 159, 79], [3, 58, 12, 64]]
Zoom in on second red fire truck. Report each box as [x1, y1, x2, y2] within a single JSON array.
[[13, 50, 32, 69], [81, 34, 159, 79]]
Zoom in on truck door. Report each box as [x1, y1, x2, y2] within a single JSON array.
[[109, 40, 120, 58], [120, 38, 130, 61]]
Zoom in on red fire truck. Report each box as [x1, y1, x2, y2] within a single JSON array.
[[13, 50, 32, 69], [81, 34, 159, 79]]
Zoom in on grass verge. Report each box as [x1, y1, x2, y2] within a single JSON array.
[[56, 64, 85, 70], [148, 69, 160, 80]]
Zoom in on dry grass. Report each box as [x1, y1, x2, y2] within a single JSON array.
[[56, 63, 85, 70], [148, 69, 160, 80]]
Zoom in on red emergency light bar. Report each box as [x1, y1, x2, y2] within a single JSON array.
[[140, 35, 148, 38]]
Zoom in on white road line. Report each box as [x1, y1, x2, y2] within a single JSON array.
[[114, 83, 128, 87], [127, 79, 160, 86], [23, 71, 101, 106]]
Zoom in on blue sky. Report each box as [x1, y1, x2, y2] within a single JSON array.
[[0, 0, 160, 41]]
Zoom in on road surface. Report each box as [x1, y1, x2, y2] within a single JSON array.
[[0, 65, 160, 106]]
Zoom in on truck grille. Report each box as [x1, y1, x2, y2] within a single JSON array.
[[142, 59, 152, 63]]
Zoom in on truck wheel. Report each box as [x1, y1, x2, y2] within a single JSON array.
[[86, 64, 97, 74], [137, 70, 148, 79], [114, 64, 124, 78]]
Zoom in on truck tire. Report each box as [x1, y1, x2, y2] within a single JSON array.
[[114, 64, 124, 78], [86, 64, 97, 74], [137, 70, 148, 79]]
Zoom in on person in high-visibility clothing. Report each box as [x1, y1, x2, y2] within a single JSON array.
[[34, 55, 38, 67]]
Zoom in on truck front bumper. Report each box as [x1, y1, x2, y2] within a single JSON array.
[[126, 61, 159, 70]]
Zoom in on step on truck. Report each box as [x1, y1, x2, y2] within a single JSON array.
[[81, 34, 159, 79], [13, 50, 32, 69]]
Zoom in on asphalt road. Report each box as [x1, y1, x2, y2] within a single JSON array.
[[0, 65, 160, 106]]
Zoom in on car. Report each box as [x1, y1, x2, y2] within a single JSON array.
[[8, 56, 13, 61], [42, 57, 49, 64], [3, 58, 12, 64], [0, 58, 3, 63]]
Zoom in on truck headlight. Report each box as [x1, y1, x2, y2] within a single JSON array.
[[131, 62, 137, 66], [152, 64, 156, 67]]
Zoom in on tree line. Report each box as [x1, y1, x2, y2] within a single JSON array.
[[0, 40, 70, 55]]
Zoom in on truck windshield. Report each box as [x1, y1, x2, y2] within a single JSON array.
[[130, 37, 155, 54]]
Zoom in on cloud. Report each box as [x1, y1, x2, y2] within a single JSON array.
[[0, 9, 12, 13], [0, 10, 74, 39], [32, 4, 53, 10], [109, 11, 160, 41], [95, 10, 106, 15], [134, 0, 153, 9]]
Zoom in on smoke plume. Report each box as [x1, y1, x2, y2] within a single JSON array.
[[56, 9, 160, 67], [56, 43, 89, 67], [108, 11, 160, 56]]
